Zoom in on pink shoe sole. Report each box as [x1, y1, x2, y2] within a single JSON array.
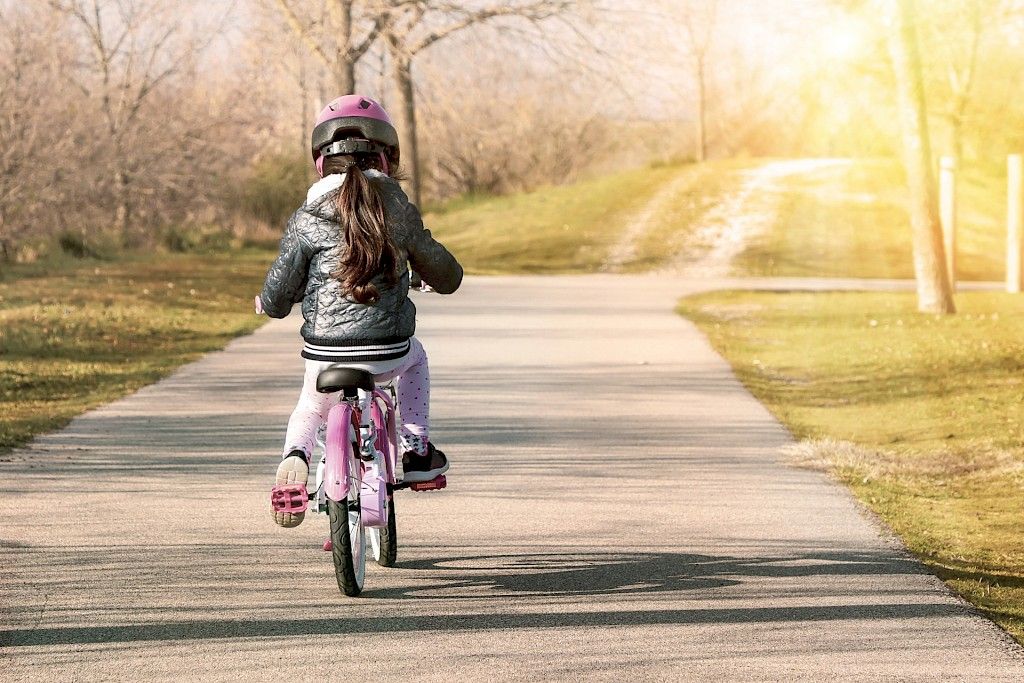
[[271, 456, 309, 528]]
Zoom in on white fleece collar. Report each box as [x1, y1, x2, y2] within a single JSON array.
[[306, 173, 345, 204], [305, 169, 386, 205]]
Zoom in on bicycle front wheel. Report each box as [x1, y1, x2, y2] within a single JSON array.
[[328, 488, 366, 596]]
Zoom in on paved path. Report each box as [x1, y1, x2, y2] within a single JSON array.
[[2, 275, 1022, 681]]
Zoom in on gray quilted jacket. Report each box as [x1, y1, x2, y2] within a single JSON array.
[[258, 171, 462, 347]]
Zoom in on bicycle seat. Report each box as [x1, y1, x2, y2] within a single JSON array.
[[316, 365, 375, 394]]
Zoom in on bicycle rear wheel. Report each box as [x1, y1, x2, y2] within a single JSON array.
[[328, 472, 365, 596], [371, 496, 397, 567]]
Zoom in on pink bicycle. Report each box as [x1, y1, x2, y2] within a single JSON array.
[[270, 365, 446, 596]]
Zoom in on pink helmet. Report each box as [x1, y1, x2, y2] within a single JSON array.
[[311, 95, 399, 177]]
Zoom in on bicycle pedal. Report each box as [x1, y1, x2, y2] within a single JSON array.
[[271, 484, 309, 514], [410, 475, 447, 492]]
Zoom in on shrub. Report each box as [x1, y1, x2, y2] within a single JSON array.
[[233, 154, 310, 228], [57, 231, 108, 259]]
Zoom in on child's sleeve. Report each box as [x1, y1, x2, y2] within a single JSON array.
[[259, 213, 311, 318], [405, 203, 463, 295]]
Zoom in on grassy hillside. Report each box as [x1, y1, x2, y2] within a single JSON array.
[[424, 157, 1013, 280], [424, 164, 687, 273]]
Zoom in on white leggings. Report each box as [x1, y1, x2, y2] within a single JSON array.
[[282, 337, 430, 458]]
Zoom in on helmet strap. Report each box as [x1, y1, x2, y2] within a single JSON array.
[[320, 138, 386, 157]]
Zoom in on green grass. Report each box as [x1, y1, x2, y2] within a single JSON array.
[[733, 158, 1009, 280], [424, 164, 688, 273], [0, 250, 273, 453], [678, 289, 1024, 643]]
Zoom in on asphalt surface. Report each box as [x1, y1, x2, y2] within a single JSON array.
[[2, 275, 1022, 681]]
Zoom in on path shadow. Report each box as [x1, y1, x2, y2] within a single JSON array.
[[369, 548, 929, 600], [1, 546, 958, 648]]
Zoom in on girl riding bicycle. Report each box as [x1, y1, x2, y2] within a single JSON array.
[[258, 95, 463, 528]]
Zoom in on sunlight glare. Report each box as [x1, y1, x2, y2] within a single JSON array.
[[819, 19, 867, 62]]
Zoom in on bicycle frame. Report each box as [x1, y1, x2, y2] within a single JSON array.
[[318, 387, 401, 529]]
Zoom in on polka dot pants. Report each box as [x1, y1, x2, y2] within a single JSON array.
[[282, 337, 430, 458]]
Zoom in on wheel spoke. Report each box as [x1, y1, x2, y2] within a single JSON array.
[[368, 527, 381, 561], [349, 508, 365, 587]]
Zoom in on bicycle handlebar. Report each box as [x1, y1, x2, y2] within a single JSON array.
[[409, 270, 435, 294]]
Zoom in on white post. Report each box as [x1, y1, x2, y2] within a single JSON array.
[[1009, 154, 1024, 293], [939, 156, 957, 289]]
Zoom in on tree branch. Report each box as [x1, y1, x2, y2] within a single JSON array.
[[272, 0, 332, 67], [407, 1, 575, 54]]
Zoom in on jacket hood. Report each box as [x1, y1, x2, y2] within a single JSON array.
[[303, 169, 390, 222], [304, 174, 343, 221]]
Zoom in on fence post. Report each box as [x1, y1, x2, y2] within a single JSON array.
[[939, 155, 957, 289], [1009, 154, 1024, 293]]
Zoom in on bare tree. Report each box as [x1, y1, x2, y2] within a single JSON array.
[[0, 5, 72, 260], [49, 0, 198, 242], [920, 0, 1021, 161], [271, 0, 387, 94], [380, 0, 578, 204], [885, 0, 956, 313], [676, 0, 719, 162], [419, 48, 615, 199]]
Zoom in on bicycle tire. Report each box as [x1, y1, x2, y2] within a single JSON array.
[[377, 496, 397, 567], [328, 496, 365, 596]]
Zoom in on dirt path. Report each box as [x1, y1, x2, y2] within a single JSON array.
[[604, 158, 853, 276], [600, 165, 705, 272], [674, 159, 851, 276]]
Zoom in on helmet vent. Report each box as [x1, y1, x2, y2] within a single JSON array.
[[359, 99, 371, 109]]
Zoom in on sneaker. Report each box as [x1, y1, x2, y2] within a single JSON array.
[[402, 443, 449, 483], [272, 450, 309, 528]]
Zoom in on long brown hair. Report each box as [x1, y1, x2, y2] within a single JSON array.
[[323, 154, 398, 304]]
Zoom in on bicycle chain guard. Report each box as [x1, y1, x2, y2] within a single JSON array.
[[270, 484, 309, 514], [360, 462, 390, 528]]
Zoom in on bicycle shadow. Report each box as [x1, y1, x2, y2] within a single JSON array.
[[366, 547, 928, 600], [0, 544, 959, 648]]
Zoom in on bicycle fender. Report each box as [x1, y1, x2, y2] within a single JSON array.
[[371, 393, 398, 484], [324, 403, 354, 502]]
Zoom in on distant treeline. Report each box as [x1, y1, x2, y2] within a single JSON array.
[[2, 0, 1023, 262]]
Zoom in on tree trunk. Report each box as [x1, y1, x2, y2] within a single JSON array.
[[948, 114, 963, 164], [695, 57, 707, 162], [331, 0, 356, 94], [332, 60, 356, 94], [0, 212, 10, 262], [299, 57, 316, 183], [114, 166, 131, 244], [388, 42, 421, 205], [886, 0, 955, 314]]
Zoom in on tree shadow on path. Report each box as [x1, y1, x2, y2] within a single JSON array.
[[1, 547, 961, 648]]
